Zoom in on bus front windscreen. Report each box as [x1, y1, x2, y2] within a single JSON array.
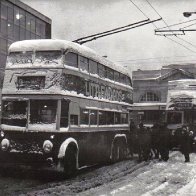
[[30, 100, 57, 124], [2, 100, 27, 127]]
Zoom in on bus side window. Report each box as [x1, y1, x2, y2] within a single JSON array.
[[114, 71, 120, 83], [121, 113, 128, 124], [115, 112, 121, 124], [60, 100, 69, 128], [106, 111, 114, 125], [99, 110, 106, 125], [79, 56, 89, 72], [106, 67, 114, 81], [80, 108, 89, 126], [64, 52, 78, 68], [98, 64, 106, 78], [90, 110, 97, 125], [89, 60, 97, 75]]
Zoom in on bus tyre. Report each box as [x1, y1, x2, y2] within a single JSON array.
[[62, 147, 77, 177]]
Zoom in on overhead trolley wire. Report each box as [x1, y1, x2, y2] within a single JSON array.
[[74, 18, 161, 44], [144, 0, 196, 53], [73, 19, 149, 43], [129, 0, 149, 20], [165, 36, 196, 53], [156, 18, 196, 30]]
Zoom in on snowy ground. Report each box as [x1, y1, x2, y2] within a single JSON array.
[[80, 152, 196, 196], [16, 151, 196, 196], [0, 151, 196, 195]]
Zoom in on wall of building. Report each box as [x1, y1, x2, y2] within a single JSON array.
[[0, 0, 51, 87]]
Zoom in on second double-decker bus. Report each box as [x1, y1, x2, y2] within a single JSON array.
[[0, 39, 133, 175], [166, 79, 196, 130]]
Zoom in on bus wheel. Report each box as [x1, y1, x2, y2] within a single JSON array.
[[63, 147, 77, 177]]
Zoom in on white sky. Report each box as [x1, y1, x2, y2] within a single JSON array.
[[22, 0, 196, 73]]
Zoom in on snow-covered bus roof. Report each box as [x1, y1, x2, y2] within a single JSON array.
[[9, 39, 129, 76]]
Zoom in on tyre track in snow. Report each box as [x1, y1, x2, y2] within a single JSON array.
[[78, 151, 179, 196], [20, 158, 150, 196]]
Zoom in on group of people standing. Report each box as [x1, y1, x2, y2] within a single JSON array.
[[128, 120, 194, 163]]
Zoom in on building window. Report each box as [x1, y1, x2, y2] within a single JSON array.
[[140, 92, 160, 102]]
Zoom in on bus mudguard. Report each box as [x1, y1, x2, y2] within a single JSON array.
[[58, 137, 79, 160]]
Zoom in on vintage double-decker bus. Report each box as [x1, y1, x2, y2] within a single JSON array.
[[0, 39, 133, 175], [166, 79, 196, 130]]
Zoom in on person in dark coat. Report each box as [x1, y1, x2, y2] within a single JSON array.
[[128, 119, 137, 158], [151, 123, 160, 159], [158, 122, 170, 161], [138, 122, 151, 161], [180, 125, 192, 162]]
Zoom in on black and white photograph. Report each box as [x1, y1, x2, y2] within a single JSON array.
[[0, 0, 196, 195]]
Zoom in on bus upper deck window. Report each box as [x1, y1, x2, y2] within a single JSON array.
[[89, 60, 98, 75], [106, 68, 114, 81], [98, 64, 106, 78], [35, 51, 62, 65], [79, 56, 89, 72], [7, 51, 33, 65], [64, 52, 78, 68]]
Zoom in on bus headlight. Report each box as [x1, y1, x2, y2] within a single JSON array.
[[0, 131, 4, 138], [1, 138, 10, 151], [43, 140, 53, 153]]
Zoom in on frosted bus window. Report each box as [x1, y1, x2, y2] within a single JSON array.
[[64, 52, 78, 68], [90, 110, 97, 125], [7, 51, 33, 65], [80, 109, 89, 125], [79, 56, 89, 72], [63, 74, 85, 94], [35, 51, 62, 65], [89, 60, 97, 74], [2, 101, 27, 127]]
